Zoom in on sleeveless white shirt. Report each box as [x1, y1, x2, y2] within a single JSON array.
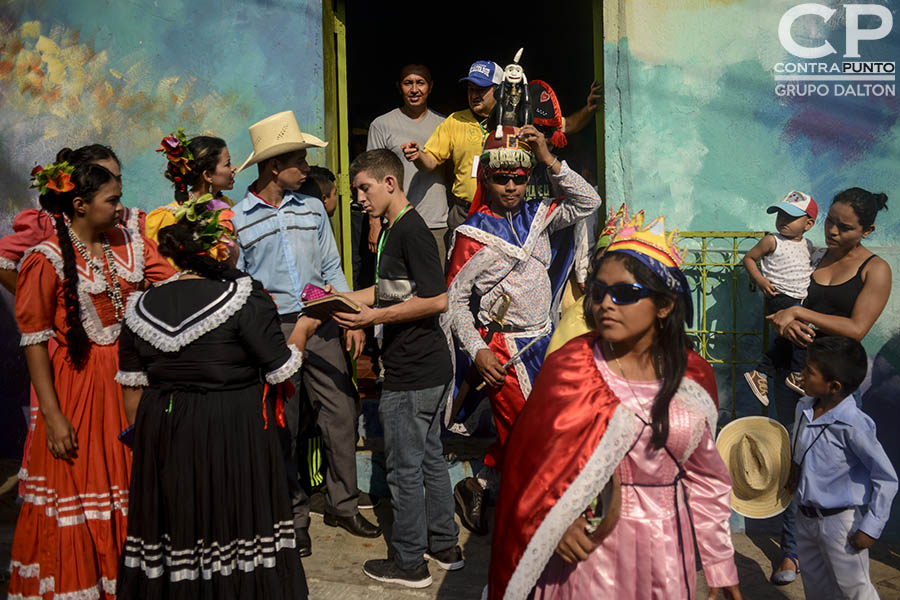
[[760, 234, 816, 300]]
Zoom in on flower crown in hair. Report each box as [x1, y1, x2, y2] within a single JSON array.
[[30, 161, 75, 194], [174, 193, 236, 262], [605, 210, 684, 268], [156, 128, 194, 175]]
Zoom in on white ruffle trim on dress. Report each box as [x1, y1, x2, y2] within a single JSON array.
[[151, 271, 182, 287], [125, 277, 253, 353], [20, 329, 55, 346], [265, 344, 302, 384], [676, 376, 719, 463], [503, 405, 638, 600], [0, 256, 17, 270], [115, 370, 149, 387], [21, 241, 128, 345]]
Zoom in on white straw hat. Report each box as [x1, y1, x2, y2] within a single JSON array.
[[716, 416, 792, 519], [237, 110, 327, 172]]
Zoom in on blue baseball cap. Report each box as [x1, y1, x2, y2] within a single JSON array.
[[460, 60, 502, 87]]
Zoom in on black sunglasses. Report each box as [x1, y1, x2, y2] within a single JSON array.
[[590, 282, 654, 305], [489, 173, 529, 186]]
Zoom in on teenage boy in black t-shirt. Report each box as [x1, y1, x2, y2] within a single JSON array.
[[334, 149, 460, 588]]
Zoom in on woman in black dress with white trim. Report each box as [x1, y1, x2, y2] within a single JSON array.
[[116, 194, 314, 599]]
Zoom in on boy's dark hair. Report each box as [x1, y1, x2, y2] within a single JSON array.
[[807, 336, 868, 395], [349, 149, 404, 191], [298, 165, 336, 200]]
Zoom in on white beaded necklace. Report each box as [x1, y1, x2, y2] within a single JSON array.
[[67, 226, 125, 322]]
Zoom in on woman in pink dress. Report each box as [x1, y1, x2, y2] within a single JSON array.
[[488, 212, 742, 600]]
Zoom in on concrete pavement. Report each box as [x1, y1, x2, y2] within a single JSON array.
[[2, 458, 900, 598]]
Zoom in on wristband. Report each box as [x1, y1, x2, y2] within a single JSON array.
[[547, 157, 560, 170]]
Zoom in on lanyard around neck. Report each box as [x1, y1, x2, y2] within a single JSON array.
[[375, 204, 412, 284], [792, 413, 831, 466]]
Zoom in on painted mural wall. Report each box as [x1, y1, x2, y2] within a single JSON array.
[[0, 0, 325, 456], [604, 0, 899, 539]]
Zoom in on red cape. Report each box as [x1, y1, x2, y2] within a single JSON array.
[[488, 332, 718, 599]]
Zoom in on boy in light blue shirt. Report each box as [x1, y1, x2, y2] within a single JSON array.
[[790, 336, 897, 599]]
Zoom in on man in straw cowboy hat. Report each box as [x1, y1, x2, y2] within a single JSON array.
[[231, 111, 381, 557]]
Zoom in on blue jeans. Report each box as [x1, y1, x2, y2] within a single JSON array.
[[756, 294, 806, 376], [379, 382, 458, 570]]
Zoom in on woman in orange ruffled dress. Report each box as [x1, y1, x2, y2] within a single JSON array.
[[8, 150, 174, 599], [0, 145, 145, 499]]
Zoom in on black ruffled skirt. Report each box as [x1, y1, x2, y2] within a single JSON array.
[[117, 383, 308, 599]]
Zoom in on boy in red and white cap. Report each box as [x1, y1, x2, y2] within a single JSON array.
[[743, 191, 819, 405]]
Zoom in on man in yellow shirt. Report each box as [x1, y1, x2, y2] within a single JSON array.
[[401, 60, 501, 237]]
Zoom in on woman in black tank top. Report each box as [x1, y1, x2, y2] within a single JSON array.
[[763, 188, 890, 586], [767, 188, 891, 347]]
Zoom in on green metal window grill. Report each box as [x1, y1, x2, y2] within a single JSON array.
[[680, 232, 768, 419]]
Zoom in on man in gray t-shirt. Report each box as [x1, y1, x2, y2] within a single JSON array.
[[366, 64, 450, 265]]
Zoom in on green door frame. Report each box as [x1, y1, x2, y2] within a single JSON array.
[[322, 0, 353, 286], [593, 0, 606, 219]]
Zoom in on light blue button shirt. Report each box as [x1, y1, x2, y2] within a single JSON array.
[[792, 396, 898, 538], [232, 187, 349, 315]]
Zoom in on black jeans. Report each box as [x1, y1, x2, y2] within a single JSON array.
[[756, 293, 806, 375]]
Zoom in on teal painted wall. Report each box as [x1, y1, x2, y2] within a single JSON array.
[[0, 0, 325, 456], [604, 1, 900, 540], [0, 0, 324, 220]]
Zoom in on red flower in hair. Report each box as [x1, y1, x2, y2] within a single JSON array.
[[30, 161, 75, 195], [46, 172, 74, 193], [156, 128, 194, 175]]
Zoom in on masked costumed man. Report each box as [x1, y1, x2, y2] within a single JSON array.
[[487, 212, 739, 600], [445, 123, 601, 535]]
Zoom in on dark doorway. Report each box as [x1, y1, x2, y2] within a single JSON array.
[[345, 2, 599, 180]]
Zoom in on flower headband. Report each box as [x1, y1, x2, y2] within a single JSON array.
[[174, 192, 237, 262], [30, 161, 75, 195], [157, 128, 194, 172]]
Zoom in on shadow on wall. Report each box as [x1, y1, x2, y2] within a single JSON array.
[[680, 235, 768, 424], [862, 331, 900, 542], [0, 290, 28, 459]]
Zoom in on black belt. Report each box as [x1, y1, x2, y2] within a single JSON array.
[[799, 505, 853, 518], [279, 312, 301, 324], [479, 323, 528, 334]]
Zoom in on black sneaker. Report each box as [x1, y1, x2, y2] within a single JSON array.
[[424, 545, 464, 571], [362, 558, 432, 588], [454, 477, 488, 535]]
